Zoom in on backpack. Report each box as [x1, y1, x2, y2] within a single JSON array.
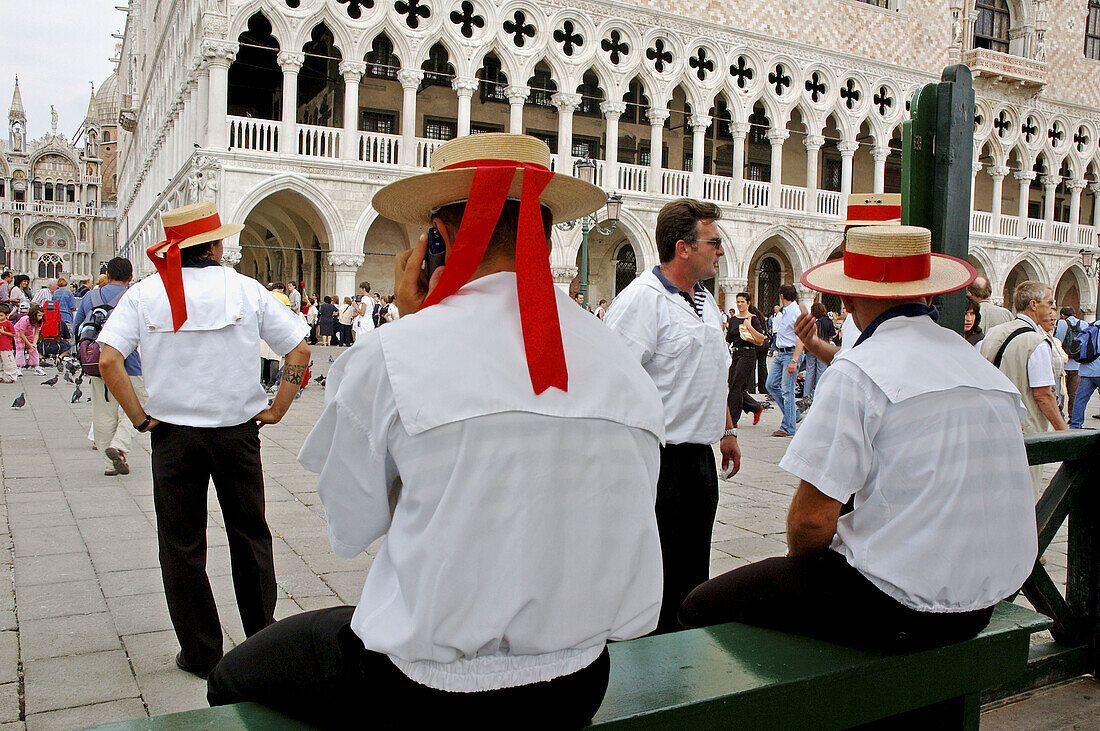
[[1072, 323, 1100, 364], [41, 301, 61, 339], [76, 288, 125, 377], [1061, 319, 1085, 359], [372, 302, 386, 328]]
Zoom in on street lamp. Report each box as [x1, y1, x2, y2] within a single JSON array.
[[1080, 248, 1099, 317], [556, 156, 623, 302]]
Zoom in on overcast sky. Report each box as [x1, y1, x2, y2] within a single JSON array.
[[0, 0, 123, 142]]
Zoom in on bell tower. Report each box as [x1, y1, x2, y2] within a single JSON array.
[[8, 76, 26, 152]]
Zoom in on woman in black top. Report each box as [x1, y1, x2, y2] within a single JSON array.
[[318, 296, 338, 347], [964, 295, 984, 346], [727, 292, 767, 426]]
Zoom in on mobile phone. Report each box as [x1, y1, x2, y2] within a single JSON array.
[[425, 227, 446, 281]]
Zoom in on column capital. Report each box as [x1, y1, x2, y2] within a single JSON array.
[[504, 85, 530, 104], [1090, 183, 1100, 195], [729, 121, 750, 138], [1066, 178, 1089, 192], [1013, 170, 1036, 182], [601, 100, 628, 119], [647, 107, 671, 125], [971, 160, 984, 175], [397, 68, 424, 89], [339, 61, 366, 82], [766, 128, 789, 144], [689, 113, 712, 132], [200, 39, 238, 68], [837, 141, 860, 155], [277, 51, 305, 72], [451, 76, 479, 96], [871, 146, 892, 162], [327, 252, 365, 270], [221, 245, 242, 267], [804, 134, 825, 151], [1039, 174, 1061, 189], [551, 265, 579, 284], [551, 92, 582, 112], [988, 165, 1011, 179]]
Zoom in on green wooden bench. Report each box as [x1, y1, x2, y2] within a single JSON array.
[[88, 601, 1048, 730]]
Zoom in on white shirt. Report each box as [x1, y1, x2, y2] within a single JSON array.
[[98, 265, 309, 427], [1015, 314, 1055, 388], [299, 272, 664, 692], [780, 316, 1037, 612], [838, 313, 861, 354], [288, 288, 301, 313], [773, 301, 800, 347], [32, 287, 51, 306], [605, 269, 731, 444]]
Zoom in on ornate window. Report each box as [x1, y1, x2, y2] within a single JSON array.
[[1087, 0, 1100, 60], [360, 110, 396, 134], [623, 79, 650, 125], [973, 0, 1010, 54], [366, 35, 399, 79], [526, 129, 557, 154], [423, 117, 457, 140], [477, 54, 508, 103], [615, 243, 638, 295], [576, 71, 604, 117], [79, 222, 87, 241], [572, 135, 600, 159], [38, 253, 63, 279], [420, 43, 455, 89], [526, 64, 556, 108]]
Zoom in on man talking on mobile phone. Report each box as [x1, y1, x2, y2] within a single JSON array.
[[206, 134, 665, 728]]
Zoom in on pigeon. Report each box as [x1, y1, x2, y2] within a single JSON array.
[[313, 375, 326, 385], [11, 393, 25, 408], [41, 375, 58, 387], [63, 372, 74, 383], [75, 375, 83, 386], [328, 355, 334, 363], [71, 386, 82, 403]]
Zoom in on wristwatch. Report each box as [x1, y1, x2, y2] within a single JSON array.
[[135, 415, 152, 433], [722, 428, 738, 438]]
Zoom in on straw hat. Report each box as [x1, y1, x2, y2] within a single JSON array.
[[843, 193, 901, 226], [801, 225, 976, 299], [371, 133, 607, 225], [149, 202, 244, 256]]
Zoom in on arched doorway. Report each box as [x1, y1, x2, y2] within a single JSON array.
[[1002, 259, 1041, 310], [756, 257, 782, 313], [573, 220, 641, 304], [748, 235, 798, 313], [359, 216, 412, 297], [614, 242, 638, 295], [239, 189, 331, 296], [1055, 266, 1086, 314]]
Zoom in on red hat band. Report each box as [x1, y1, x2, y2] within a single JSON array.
[[844, 250, 931, 283], [161, 212, 223, 245]]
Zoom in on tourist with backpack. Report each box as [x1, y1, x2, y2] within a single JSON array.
[[13, 303, 47, 375], [74, 257, 144, 476], [1069, 317, 1100, 429], [1054, 307, 1085, 417]]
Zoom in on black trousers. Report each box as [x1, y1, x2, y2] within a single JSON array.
[[653, 443, 719, 634], [207, 606, 611, 729], [679, 549, 995, 653], [755, 349, 769, 393], [150, 420, 276, 669], [727, 349, 762, 425]]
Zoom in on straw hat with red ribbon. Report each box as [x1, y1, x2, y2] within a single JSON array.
[[801, 225, 976, 300], [843, 193, 902, 227], [371, 133, 607, 395], [148, 201, 244, 332]]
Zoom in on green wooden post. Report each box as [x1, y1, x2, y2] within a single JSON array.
[[902, 83, 936, 230], [931, 65, 974, 334]]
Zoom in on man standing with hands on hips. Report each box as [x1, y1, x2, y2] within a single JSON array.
[[766, 284, 803, 437], [606, 198, 740, 634], [97, 202, 310, 680]]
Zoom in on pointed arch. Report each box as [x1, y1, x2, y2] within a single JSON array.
[[231, 174, 347, 253], [227, 4, 292, 49]]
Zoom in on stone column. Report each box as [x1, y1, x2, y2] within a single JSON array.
[[551, 265, 579, 294], [505, 85, 528, 134], [969, 160, 983, 213], [766, 129, 789, 209], [1041, 174, 1059, 241], [602, 101, 627, 190], [398, 69, 424, 166], [278, 51, 304, 155], [988, 165, 1008, 233], [202, 39, 238, 151], [1092, 184, 1100, 231], [185, 75, 200, 149], [689, 113, 711, 199], [730, 122, 748, 206], [339, 61, 365, 161], [1015, 171, 1036, 235], [1067, 178, 1087, 243], [328, 253, 365, 301], [838, 141, 859, 198], [552, 92, 582, 173], [452, 76, 479, 137], [647, 107, 670, 195], [804, 134, 824, 214], [872, 145, 891, 194], [193, 60, 209, 147]]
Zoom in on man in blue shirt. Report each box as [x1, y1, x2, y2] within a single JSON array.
[[1069, 317, 1100, 429], [1054, 307, 1083, 417], [75, 257, 145, 476], [51, 277, 78, 354], [765, 284, 804, 437]]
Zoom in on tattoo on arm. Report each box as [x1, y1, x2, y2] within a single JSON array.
[[283, 364, 307, 386]]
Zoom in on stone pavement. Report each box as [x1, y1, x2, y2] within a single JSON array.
[[0, 344, 1087, 729]]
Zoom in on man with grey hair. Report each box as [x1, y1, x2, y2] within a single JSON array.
[[981, 280, 1068, 497], [32, 278, 57, 307], [968, 276, 1012, 329]]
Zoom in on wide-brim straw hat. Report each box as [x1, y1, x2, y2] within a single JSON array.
[[843, 193, 902, 226], [802, 225, 976, 299], [149, 202, 244, 256], [371, 133, 607, 225]]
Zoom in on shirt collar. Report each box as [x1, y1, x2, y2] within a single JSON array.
[[182, 258, 223, 269], [651, 266, 704, 297], [1016, 313, 1042, 332]]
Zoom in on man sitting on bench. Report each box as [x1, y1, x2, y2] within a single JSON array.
[[680, 225, 1038, 652]]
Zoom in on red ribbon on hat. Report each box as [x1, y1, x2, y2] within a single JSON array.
[[844, 250, 930, 283], [146, 212, 222, 332], [419, 159, 567, 394], [846, 204, 901, 222]]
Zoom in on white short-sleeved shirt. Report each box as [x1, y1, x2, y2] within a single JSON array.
[[98, 265, 309, 427], [1014, 314, 1055, 388], [773, 301, 800, 348], [838, 313, 861, 354], [780, 316, 1037, 612], [605, 269, 730, 445], [299, 273, 664, 693]]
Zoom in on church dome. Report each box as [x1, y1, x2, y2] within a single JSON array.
[[93, 73, 121, 127]]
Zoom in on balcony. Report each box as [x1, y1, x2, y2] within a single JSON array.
[[970, 210, 1097, 248], [0, 201, 109, 218], [960, 48, 1047, 89]]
